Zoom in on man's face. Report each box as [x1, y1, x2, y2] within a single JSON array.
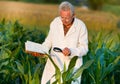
[[60, 10, 74, 26]]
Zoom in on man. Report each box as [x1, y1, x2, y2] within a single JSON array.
[[30, 1, 88, 84]]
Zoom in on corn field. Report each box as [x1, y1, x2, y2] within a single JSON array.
[[0, 19, 120, 84]]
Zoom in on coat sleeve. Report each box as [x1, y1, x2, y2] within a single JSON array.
[[42, 23, 53, 53], [69, 23, 88, 58]]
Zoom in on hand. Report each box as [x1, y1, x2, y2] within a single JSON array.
[[62, 47, 71, 56], [25, 50, 45, 57]]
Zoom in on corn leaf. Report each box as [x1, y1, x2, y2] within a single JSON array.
[[15, 61, 24, 75], [72, 59, 94, 79], [62, 56, 78, 82], [47, 54, 61, 83]]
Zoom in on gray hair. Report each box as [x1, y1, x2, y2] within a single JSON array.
[[59, 1, 74, 16]]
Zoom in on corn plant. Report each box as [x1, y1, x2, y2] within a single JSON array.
[[0, 19, 120, 84], [82, 31, 120, 84], [0, 19, 46, 84], [46, 55, 94, 84]]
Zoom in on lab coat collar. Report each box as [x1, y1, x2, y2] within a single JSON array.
[[58, 17, 76, 37], [66, 20, 76, 37]]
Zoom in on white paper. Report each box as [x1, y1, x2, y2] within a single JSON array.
[[25, 41, 48, 54]]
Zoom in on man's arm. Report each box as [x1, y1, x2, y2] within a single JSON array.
[[69, 23, 88, 57]]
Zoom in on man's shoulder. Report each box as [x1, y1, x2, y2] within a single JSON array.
[[74, 18, 87, 30], [50, 17, 61, 30], [52, 17, 61, 23], [75, 18, 85, 25]]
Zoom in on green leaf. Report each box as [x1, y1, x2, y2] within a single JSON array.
[[63, 63, 66, 72], [62, 68, 74, 82], [68, 56, 78, 70], [62, 56, 78, 82], [89, 72, 96, 84], [52, 80, 58, 84], [31, 63, 40, 84], [100, 56, 120, 81], [15, 61, 24, 75], [46, 54, 61, 83], [46, 80, 50, 84], [72, 60, 94, 79]]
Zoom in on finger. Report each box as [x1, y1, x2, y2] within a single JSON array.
[[63, 48, 71, 56], [62, 50, 68, 56], [32, 52, 37, 56]]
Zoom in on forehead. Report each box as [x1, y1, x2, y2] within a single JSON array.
[[60, 10, 71, 16]]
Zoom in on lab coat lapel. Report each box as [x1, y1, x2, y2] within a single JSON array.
[[58, 17, 76, 37], [59, 23, 65, 39], [66, 23, 76, 37]]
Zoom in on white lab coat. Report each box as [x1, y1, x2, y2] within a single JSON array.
[[41, 17, 88, 84]]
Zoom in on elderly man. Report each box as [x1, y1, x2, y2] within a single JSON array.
[[41, 1, 88, 84], [29, 1, 88, 84]]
